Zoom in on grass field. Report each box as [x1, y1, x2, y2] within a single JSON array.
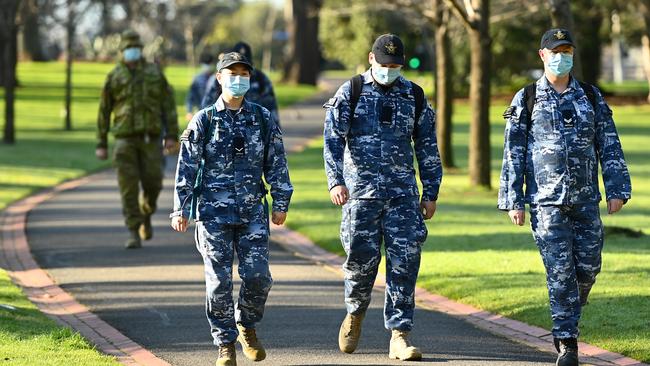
[[0, 61, 318, 365], [284, 101, 650, 362]]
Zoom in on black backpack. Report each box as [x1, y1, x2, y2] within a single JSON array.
[[521, 81, 597, 131], [348, 74, 425, 122]]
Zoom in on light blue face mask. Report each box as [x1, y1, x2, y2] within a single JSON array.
[[372, 65, 402, 85], [546, 52, 573, 77], [123, 47, 142, 62], [222, 75, 250, 97]]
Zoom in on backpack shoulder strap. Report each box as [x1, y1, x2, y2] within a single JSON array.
[[577, 81, 597, 111], [203, 105, 216, 147], [410, 81, 425, 122], [349, 74, 363, 116], [523, 83, 537, 132]]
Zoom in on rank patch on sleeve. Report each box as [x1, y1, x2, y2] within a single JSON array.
[[502, 106, 515, 119], [180, 129, 192, 142], [323, 97, 338, 109]]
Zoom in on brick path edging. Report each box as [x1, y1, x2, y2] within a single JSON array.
[[0, 173, 171, 366], [269, 224, 649, 366]]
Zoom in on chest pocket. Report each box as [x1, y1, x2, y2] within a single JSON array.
[[111, 73, 132, 104], [205, 116, 232, 168], [574, 97, 596, 141], [245, 117, 265, 166], [392, 94, 416, 138], [145, 76, 162, 99], [350, 95, 376, 136], [530, 97, 561, 141]]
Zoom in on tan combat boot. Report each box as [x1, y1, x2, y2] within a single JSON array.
[[125, 229, 141, 249], [389, 330, 422, 361], [139, 214, 153, 240], [338, 312, 365, 353], [237, 323, 266, 361], [216, 342, 236, 366]]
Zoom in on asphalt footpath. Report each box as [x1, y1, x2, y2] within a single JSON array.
[[26, 81, 556, 365]]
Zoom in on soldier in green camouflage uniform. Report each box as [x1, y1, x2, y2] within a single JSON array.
[[96, 30, 179, 249]]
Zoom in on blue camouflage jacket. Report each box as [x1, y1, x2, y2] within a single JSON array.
[[172, 97, 293, 223], [200, 71, 280, 124], [323, 69, 442, 201], [185, 71, 211, 114], [498, 76, 631, 210]]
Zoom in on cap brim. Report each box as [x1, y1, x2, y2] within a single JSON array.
[[121, 43, 143, 50], [218, 60, 254, 72], [374, 54, 405, 66], [546, 40, 575, 49]]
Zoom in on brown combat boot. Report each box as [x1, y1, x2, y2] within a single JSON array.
[[237, 323, 266, 361], [216, 342, 236, 366], [139, 214, 153, 240], [338, 312, 365, 353], [124, 229, 141, 249], [389, 330, 422, 361]]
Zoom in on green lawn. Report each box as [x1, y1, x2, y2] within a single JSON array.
[[285, 102, 650, 362], [0, 61, 318, 365], [0, 271, 117, 365]]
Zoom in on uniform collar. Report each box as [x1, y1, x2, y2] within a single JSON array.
[[538, 74, 578, 95], [214, 95, 253, 113]]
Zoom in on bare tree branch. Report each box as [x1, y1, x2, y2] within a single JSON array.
[[443, 0, 473, 28]]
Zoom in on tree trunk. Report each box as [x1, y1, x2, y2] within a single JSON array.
[[611, 11, 623, 84], [21, 0, 47, 61], [100, 0, 111, 37], [64, 0, 74, 131], [548, 0, 583, 80], [262, 6, 277, 72], [183, 15, 195, 67], [282, 0, 322, 85], [640, 0, 650, 103], [468, 24, 491, 188], [1, 1, 19, 144], [433, 0, 455, 168]]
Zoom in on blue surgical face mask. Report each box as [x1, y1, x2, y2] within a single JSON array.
[[372, 65, 402, 85], [221, 75, 250, 97], [546, 52, 573, 77], [123, 47, 142, 62]]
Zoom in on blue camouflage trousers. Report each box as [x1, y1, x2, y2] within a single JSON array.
[[341, 196, 428, 331], [195, 204, 273, 346], [530, 203, 604, 339]]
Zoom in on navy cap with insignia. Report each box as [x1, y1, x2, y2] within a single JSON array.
[[372, 34, 405, 66], [217, 52, 254, 72], [540, 28, 575, 50]]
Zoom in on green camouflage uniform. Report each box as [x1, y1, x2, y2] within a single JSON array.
[[97, 33, 178, 231]]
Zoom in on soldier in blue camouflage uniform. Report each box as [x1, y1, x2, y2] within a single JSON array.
[[185, 53, 215, 122], [498, 29, 631, 366], [324, 34, 442, 361], [171, 52, 293, 366], [201, 42, 280, 125]]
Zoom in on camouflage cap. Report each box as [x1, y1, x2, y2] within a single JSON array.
[[217, 52, 253, 72], [120, 30, 144, 50]]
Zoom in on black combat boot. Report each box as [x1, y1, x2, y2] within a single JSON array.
[[554, 337, 579, 366]]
